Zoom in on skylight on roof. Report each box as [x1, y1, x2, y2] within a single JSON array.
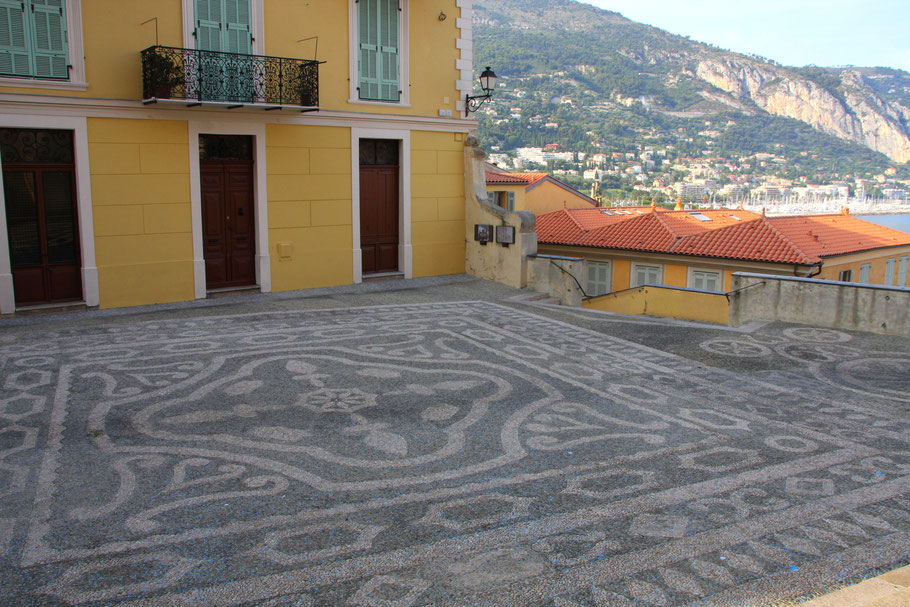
[[636, 210, 644, 214], [600, 210, 614, 216], [689, 212, 712, 222], [729, 214, 742, 221]]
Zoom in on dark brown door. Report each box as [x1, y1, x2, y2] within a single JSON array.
[[4, 165, 82, 305], [201, 159, 256, 289], [359, 139, 399, 274]]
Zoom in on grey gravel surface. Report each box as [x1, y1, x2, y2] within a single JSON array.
[[0, 275, 907, 606]]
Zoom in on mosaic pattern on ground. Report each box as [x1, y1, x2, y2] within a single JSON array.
[[0, 302, 908, 606]]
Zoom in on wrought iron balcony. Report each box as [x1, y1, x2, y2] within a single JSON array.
[[141, 46, 322, 110]]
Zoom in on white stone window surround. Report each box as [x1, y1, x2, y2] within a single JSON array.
[[350, 127, 412, 283], [182, 0, 265, 55], [0, 0, 87, 90], [187, 120, 270, 299], [0, 113, 98, 313], [630, 262, 663, 288], [348, 0, 411, 107], [687, 267, 723, 292]]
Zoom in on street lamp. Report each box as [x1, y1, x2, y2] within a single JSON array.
[[465, 66, 497, 116]]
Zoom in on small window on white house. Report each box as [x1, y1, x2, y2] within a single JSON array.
[[859, 263, 871, 284], [690, 269, 722, 292], [586, 261, 611, 297], [899, 256, 908, 287], [839, 270, 853, 282], [885, 258, 896, 286], [632, 264, 661, 288]]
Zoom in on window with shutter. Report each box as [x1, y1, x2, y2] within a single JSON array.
[[632, 264, 661, 288], [899, 256, 908, 287], [195, 0, 253, 102], [586, 261, 611, 297], [0, 0, 68, 80], [358, 0, 400, 102], [859, 263, 871, 284], [690, 269, 721, 292], [885, 258, 896, 286]]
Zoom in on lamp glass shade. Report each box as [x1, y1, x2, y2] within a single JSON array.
[[479, 67, 497, 94]]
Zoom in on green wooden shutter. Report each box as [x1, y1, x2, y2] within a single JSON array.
[[377, 0, 399, 101], [31, 0, 68, 78], [223, 0, 251, 54], [358, 0, 379, 100], [358, 0, 399, 101], [195, 0, 222, 52], [0, 0, 33, 77]]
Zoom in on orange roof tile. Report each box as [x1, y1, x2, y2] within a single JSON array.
[[485, 171, 549, 185], [536, 207, 910, 266], [672, 217, 816, 264], [768, 215, 910, 258]]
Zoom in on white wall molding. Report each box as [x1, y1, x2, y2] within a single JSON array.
[[0, 93, 478, 132], [455, 0, 474, 116], [187, 120, 270, 299], [0, 114, 97, 313], [350, 127, 412, 284]]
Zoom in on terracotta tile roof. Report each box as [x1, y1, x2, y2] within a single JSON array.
[[577, 212, 679, 252], [485, 171, 549, 185], [672, 217, 817, 264], [768, 214, 910, 258], [536, 207, 910, 265]]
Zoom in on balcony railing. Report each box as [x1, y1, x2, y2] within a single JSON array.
[[141, 46, 321, 109]]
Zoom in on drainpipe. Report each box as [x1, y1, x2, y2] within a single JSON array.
[[794, 263, 822, 278]]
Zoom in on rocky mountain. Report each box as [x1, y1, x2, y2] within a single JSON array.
[[473, 0, 910, 165]]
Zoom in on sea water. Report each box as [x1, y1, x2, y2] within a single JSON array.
[[857, 214, 910, 234]]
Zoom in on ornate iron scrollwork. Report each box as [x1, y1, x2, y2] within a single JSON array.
[[141, 46, 322, 108]]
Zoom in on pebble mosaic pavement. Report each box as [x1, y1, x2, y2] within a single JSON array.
[[0, 299, 908, 606]]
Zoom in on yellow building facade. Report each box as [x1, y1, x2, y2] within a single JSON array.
[[0, 0, 477, 312]]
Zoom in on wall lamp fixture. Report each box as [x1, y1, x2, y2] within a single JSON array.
[[465, 66, 497, 116]]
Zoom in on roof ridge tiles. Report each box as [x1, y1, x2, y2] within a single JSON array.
[[755, 215, 819, 264]]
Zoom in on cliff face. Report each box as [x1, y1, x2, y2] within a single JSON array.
[[696, 59, 910, 163]]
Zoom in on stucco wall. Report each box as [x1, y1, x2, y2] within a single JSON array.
[[527, 255, 584, 306], [583, 286, 730, 324], [730, 272, 910, 336]]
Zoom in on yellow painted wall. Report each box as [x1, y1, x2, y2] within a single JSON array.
[[266, 124, 353, 291], [88, 118, 194, 308], [524, 180, 595, 215], [818, 247, 910, 285], [612, 259, 631, 292], [664, 264, 687, 288], [412, 131, 465, 277], [0, 0, 463, 117], [584, 286, 730, 325]]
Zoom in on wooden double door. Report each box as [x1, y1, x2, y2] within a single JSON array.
[[3, 128, 82, 306], [359, 139, 399, 274], [201, 158, 256, 289]]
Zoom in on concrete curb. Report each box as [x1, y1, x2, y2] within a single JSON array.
[[799, 565, 910, 606]]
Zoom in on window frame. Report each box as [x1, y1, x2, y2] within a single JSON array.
[[839, 269, 853, 282], [182, 0, 264, 56], [585, 260, 612, 297], [859, 263, 871, 284], [898, 256, 908, 287], [630, 262, 662, 288], [687, 267, 723, 292], [348, 0, 410, 107], [0, 0, 86, 89]]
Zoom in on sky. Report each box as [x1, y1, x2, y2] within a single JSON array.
[[579, 0, 910, 72]]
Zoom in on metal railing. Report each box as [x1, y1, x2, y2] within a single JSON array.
[[141, 46, 321, 108]]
